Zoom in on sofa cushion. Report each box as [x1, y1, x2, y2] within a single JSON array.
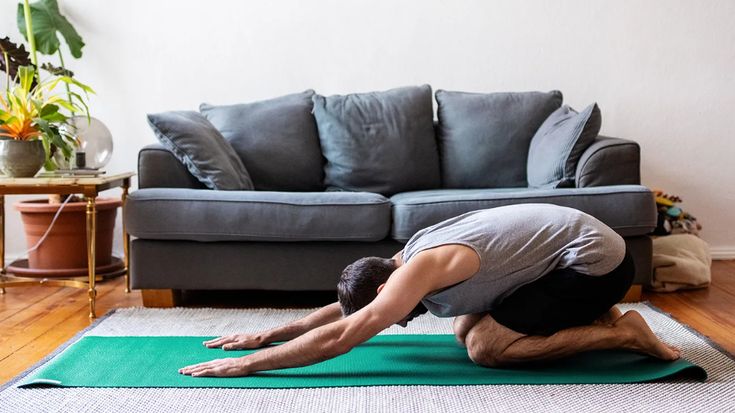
[[527, 103, 601, 188], [146, 111, 254, 191], [200, 90, 324, 191], [435, 90, 563, 189], [126, 188, 390, 242], [312, 85, 440, 195], [390, 185, 656, 241]]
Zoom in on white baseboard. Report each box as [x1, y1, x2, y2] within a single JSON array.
[[710, 246, 735, 260]]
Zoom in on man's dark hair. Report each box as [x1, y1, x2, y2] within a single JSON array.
[[337, 256, 397, 316], [337, 256, 428, 320]]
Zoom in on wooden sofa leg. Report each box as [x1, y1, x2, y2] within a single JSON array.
[[621, 285, 642, 303], [141, 289, 181, 308]]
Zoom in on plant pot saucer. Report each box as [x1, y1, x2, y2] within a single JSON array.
[[6, 256, 126, 279]]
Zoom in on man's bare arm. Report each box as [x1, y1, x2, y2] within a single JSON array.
[[181, 250, 474, 377], [203, 302, 343, 350]]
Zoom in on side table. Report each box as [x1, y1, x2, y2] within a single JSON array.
[[0, 172, 135, 318]]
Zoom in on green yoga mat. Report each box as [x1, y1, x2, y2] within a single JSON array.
[[19, 335, 706, 388]]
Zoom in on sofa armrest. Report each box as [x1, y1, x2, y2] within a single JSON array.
[[575, 136, 641, 187], [138, 143, 206, 189]]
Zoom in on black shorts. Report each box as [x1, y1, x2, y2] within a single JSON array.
[[489, 250, 635, 336]]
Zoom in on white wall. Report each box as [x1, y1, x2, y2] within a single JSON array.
[[2, 0, 734, 259]]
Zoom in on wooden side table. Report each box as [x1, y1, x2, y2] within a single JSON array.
[[0, 172, 135, 318]]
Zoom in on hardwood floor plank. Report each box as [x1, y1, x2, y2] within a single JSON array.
[[0, 277, 128, 362], [0, 286, 64, 322]]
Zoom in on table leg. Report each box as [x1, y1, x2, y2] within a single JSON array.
[[1, 195, 5, 294], [122, 183, 130, 293], [86, 197, 97, 318]]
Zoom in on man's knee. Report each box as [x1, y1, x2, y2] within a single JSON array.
[[465, 328, 506, 368], [453, 314, 483, 346]]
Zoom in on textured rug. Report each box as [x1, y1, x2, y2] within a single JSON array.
[[18, 335, 704, 388], [1, 303, 734, 412]]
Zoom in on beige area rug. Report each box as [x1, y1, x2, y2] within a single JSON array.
[[0, 303, 733, 413]]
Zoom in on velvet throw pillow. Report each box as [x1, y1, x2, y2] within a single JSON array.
[[436, 90, 563, 188], [312, 85, 440, 195], [200, 90, 324, 191], [527, 103, 601, 188], [147, 111, 254, 191]]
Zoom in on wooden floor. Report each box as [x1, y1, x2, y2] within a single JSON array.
[[1, 261, 734, 385]]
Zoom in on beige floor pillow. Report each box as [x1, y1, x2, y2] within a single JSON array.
[[649, 234, 712, 292]]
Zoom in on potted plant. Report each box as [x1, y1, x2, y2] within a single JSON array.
[[1, 0, 122, 277]]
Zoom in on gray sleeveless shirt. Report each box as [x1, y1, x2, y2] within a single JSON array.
[[402, 204, 625, 317]]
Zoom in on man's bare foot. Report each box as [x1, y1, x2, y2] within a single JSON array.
[[615, 311, 681, 360], [595, 306, 624, 325]]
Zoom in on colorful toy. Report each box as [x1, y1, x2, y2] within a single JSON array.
[[652, 190, 702, 236]]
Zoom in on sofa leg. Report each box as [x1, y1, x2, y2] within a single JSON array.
[[141, 289, 181, 308], [621, 285, 642, 303]]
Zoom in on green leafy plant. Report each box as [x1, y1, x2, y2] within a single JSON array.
[[0, 62, 92, 169], [16, 0, 84, 59], [0, 0, 93, 170]]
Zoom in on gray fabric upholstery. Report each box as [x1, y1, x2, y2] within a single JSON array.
[[576, 136, 641, 187], [138, 144, 205, 189], [390, 185, 656, 241], [130, 239, 403, 290], [312, 85, 440, 195], [435, 90, 563, 188], [625, 235, 653, 285], [527, 103, 601, 188], [200, 90, 324, 191], [129, 237, 651, 290], [146, 111, 254, 190], [126, 188, 391, 242]]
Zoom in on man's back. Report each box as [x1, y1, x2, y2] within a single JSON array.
[[402, 204, 625, 316]]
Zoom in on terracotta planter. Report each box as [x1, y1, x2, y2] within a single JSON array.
[[15, 198, 121, 271]]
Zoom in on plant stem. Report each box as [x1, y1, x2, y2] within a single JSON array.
[[22, 0, 38, 68], [2, 51, 9, 96], [57, 49, 75, 116]]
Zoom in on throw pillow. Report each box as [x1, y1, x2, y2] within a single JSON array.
[[146, 111, 254, 190], [436, 90, 563, 188], [527, 103, 601, 188], [312, 85, 440, 195], [200, 90, 324, 191]]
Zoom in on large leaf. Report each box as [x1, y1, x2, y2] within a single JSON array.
[[18, 65, 36, 94], [41, 62, 73, 77], [0, 37, 33, 79], [16, 0, 85, 58]]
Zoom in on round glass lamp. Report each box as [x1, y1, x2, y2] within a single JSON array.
[[68, 116, 114, 169]]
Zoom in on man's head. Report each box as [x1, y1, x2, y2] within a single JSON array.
[[337, 256, 427, 326]]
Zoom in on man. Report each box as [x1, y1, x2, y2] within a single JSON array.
[[180, 204, 679, 377]]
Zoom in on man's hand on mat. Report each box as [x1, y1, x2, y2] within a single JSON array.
[[203, 334, 263, 350], [179, 357, 249, 377]]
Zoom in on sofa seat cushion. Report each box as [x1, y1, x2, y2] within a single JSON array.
[[126, 189, 390, 242], [390, 185, 656, 242]]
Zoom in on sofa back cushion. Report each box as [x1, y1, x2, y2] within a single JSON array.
[[527, 103, 601, 188], [312, 85, 440, 195], [436, 90, 563, 188], [200, 90, 324, 191], [146, 111, 254, 191]]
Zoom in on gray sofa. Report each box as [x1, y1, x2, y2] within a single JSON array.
[[126, 88, 656, 304]]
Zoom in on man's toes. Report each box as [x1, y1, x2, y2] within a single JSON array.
[[667, 344, 682, 359]]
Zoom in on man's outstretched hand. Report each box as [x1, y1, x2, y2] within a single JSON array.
[[179, 357, 249, 377], [203, 334, 264, 350]]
